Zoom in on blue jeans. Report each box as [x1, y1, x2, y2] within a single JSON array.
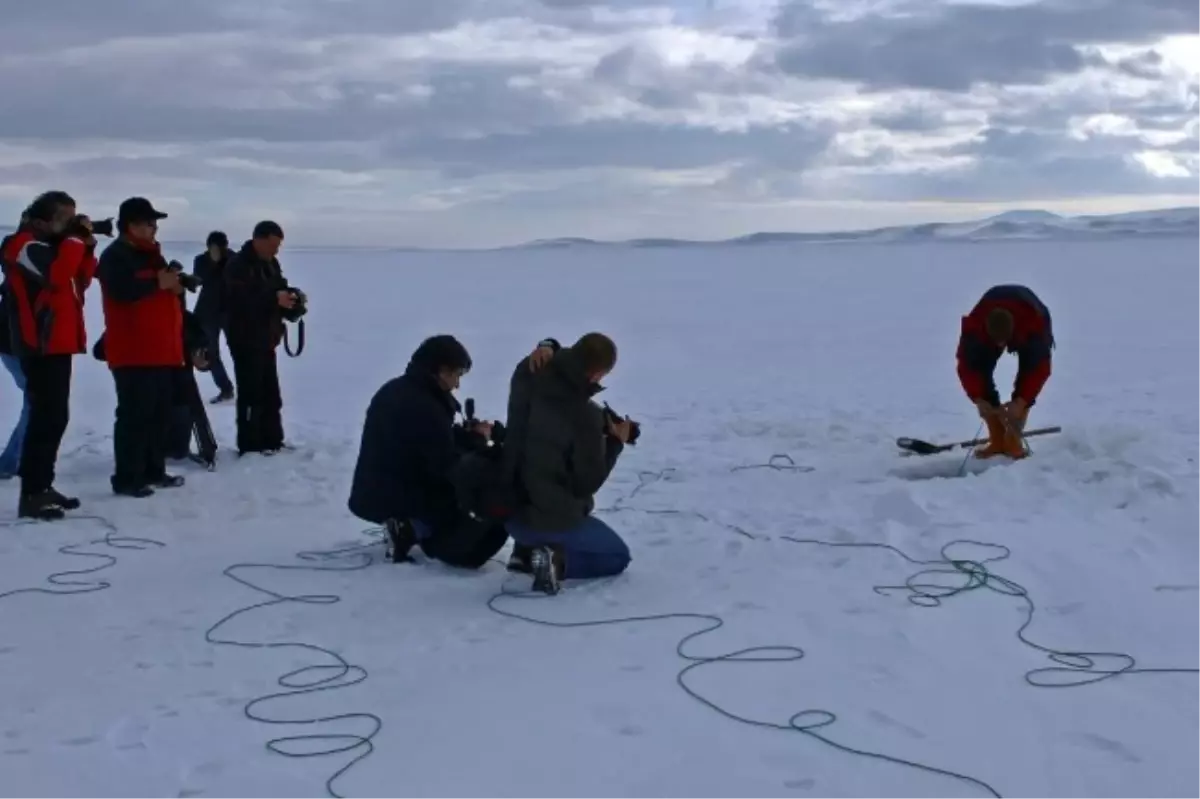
[[506, 516, 631, 580], [202, 319, 234, 395], [0, 353, 29, 477]]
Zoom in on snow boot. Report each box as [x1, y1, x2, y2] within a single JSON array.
[[46, 487, 81, 511], [209, 390, 235, 405], [973, 415, 1010, 459], [18, 490, 68, 521], [530, 546, 563, 596], [999, 407, 1030, 460], [507, 543, 533, 574], [384, 518, 417, 563]]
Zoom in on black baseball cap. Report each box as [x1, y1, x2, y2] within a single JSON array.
[[118, 197, 168, 224]]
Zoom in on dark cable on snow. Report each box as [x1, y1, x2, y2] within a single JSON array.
[[204, 530, 386, 799], [0, 514, 165, 600], [778, 535, 1200, 688], [487, 463, 1200, 798]]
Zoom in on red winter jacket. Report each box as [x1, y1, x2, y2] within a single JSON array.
[[956, 284, 1054, 406], [0, 231, 96, 356], [96, 238, 183, 369]]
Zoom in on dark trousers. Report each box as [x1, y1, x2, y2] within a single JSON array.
[[229, 344, 283, 453], [414, 516, 509, 570], [166, 367, 195, 459], [202, 318, 234, 394], [112, 366, 173, 490], [18, 354, 72, 495]]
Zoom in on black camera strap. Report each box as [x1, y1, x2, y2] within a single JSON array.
[[283, 318, 305, 358]]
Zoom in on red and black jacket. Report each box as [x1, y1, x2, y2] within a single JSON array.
[[0, 230, 96, 357], [956, 284, 1054, 406], [95, 238, 184, 369]]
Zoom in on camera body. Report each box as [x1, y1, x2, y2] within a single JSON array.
[[602, 403, 641, 446], [457, 397, 506, 454], [167, 260, 202, 293], [281, 287, 307, 323]]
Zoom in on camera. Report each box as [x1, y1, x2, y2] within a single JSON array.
[[603, 403, 641, 446], [68, 215, 114, 239], [457, 398, 506, 453], [167, 260, 202, 293], [281, 287, 307, 323]]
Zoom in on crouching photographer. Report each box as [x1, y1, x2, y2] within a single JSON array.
[[347, 335, 511, 570], [502, 333, 636, 595], [95, 197, 189, 498]]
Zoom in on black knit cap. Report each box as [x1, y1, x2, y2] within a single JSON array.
[[206, 230, 229, 248], [410, 335, 472, 374]]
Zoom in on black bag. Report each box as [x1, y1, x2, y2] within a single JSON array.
[[453, 448, 516, 522]]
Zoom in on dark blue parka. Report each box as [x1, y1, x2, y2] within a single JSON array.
[[347, 361, 468, 530]]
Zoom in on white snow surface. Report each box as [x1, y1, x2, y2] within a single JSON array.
[[1, 237, 1197, 798]]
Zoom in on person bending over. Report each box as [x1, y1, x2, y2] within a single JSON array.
[[505, 332, 635, 595], [956, 284, 1054, 460], [348, 335, 507, 569]]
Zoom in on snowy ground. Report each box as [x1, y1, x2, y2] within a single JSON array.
[[1, 237, 1197, 798]]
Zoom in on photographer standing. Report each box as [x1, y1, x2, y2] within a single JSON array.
[[224, 221, 302, 456], [191, 230, 235, 404], [95, 197, 187, 498], [0, 191, 98, 520]]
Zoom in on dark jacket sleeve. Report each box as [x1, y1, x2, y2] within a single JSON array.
[[955, 324, 1001, 405], [97, 244, 159, 303], [192, 254, 210, 282], [568, 401, 617, 498], [1013, 334, 1052, 404]]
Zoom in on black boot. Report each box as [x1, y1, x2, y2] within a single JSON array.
[[507, 543, 533, 574], [18, 490, 68, 521], [384, 518, 417, 563], [46, 487, 81, 511], [530, 546, 562, 596]]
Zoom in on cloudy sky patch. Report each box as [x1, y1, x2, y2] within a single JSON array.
[[0, 0, 1195, 246]]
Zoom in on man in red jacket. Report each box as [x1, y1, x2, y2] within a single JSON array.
[[956, 284, 1054, 460], [0, 191, 98, 520], [96, 197, 188, 497]]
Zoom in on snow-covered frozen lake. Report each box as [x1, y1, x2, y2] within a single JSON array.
[[1, 236, 1197, 797]]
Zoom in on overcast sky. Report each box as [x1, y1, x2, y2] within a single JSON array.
[[0, 0, 1195, 247]]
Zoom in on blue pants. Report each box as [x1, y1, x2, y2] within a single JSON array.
[[202, 319, 234, 395], [0, 353, 29, 477], [506, 516, 631, 580]]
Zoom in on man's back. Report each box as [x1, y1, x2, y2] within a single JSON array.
[[519, 348, 621, 532], [348, 368, 461, 527]]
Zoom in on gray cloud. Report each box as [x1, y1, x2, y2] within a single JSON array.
[[0, 0, 1194, 246], [773, 0, 1199, 91]]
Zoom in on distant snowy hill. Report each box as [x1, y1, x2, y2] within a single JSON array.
[[1, 206, 1196, 251], [512, 206, 1200, 250]]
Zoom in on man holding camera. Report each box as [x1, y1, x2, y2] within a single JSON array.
[[95, 197, 188, 498], [348, 335, 509, 568], [503, 332, 635, 595], [0, 191, 99, 519], [223, 221, 302, 456]]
